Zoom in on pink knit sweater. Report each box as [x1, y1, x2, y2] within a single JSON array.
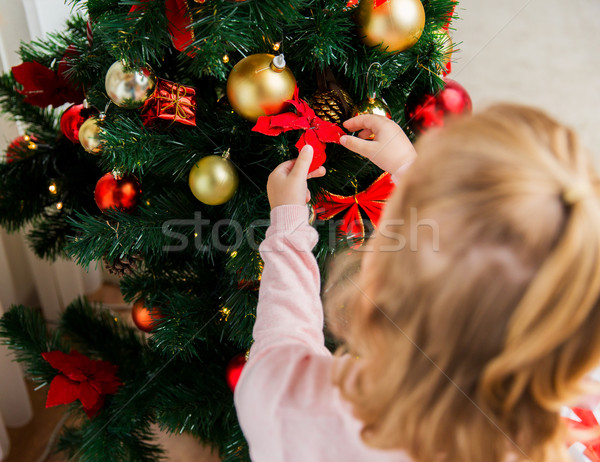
[[234, 204, 412, 461]]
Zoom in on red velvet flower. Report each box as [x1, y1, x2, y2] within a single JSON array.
[[252, 87, 346, 172], [12, 56, 84, 108], [42, 350, 122, 419]]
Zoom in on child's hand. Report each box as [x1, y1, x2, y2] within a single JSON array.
[[341, 114, 417, 174], [267, 145, 326, 210]]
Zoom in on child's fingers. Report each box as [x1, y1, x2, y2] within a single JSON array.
[[343, 114, 385, 133], [358, 129, 374, 140], [270, 159, 296, 177], [291, 145, 314, 179], [340, 134, 376, 158], [306, 190, 311, 203], [307, 166, 326, 179]]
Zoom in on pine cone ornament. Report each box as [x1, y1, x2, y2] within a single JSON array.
[[310, 89, 355, 125], [104, 254, 143, 276]]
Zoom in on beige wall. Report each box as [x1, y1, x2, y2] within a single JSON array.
[[452, 0, 600, 164]]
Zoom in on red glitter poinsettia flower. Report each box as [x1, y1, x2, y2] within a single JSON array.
[[42, 350, 122, 419], [12, 57, 84, 108], [252, 87, 346, 172]]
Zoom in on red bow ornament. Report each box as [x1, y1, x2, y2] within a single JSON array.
[[141, 79, 197, 126], [42, 350, 122, 419], [252, 87, 346, 172], [315, 173, 395, 241], [564, 407, 600, 462]]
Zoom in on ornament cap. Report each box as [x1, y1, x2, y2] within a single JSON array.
[[271, 54, 286, 72]]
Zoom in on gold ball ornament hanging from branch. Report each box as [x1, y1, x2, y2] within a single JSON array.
[[357, 0, 425, 53], [188, 151, 239, 205], [226, 54, 296, 122], [78, 116, 104, 153], [105, 61, 156, 109], [354, 95, 392, 119]]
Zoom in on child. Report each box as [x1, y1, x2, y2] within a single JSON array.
[[234, 105, 600, 462]]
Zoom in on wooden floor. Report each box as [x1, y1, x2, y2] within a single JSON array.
[[2, 284, 220, 462]]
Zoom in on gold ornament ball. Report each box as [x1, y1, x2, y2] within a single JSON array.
[[358, 0, 425, 53], [188, 155, 239, 205], [78, 117, 103, 153], [226, 53, 296, 122], [104, 61, 156, 109], [354, 96, 392, 119]]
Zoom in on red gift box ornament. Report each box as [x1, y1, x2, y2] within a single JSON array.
[[141, 79, 197, 127], [42, 350, 122, 419], [315, 172, 395, 242], [252, 87, 346, 173]]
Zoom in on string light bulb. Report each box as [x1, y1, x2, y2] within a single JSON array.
[[222, 54, 230, 63], [56, 202, 64, 210], [272, 42, 281, 51], [48, 183, 57, 195]]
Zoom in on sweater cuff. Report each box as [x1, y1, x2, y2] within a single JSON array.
[[268, 205, 310, 232]]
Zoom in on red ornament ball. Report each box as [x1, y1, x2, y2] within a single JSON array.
[[94, 172, 141, 213], [406, 79, 472, 135], [226, 352, 248, 392], [60, 104, 88, 143], [131, 300, 164, 333]]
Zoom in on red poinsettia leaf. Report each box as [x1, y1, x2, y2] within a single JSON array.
[[42, 351, 86, 381], [313, 119, 345, 144], [12, 62, 60, 107], [296, 131, 327, 172], [165, 0, 195, 53], [92, 361, 122, 395], [83, 395, 106, 419], [374, 0, 388, 8], [269, 111, 307, 131], [79, 381, 102, 411], [46, 374, 81, 408], [67, 350, 101, 379], [12, 60, 83, 107], [252, 115, 283, 136]]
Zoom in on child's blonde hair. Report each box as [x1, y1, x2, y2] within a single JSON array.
[[325, 104, 600, 462]]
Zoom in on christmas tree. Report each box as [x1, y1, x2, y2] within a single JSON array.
[[0, 0, 464, 460]]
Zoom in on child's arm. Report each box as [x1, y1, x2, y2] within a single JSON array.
[[341, 114, 416, 178], [234, 147, 334, 459]]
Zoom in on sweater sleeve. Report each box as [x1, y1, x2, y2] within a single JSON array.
[[233, 204, 333, 460], [245, 204, 329, 359]]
